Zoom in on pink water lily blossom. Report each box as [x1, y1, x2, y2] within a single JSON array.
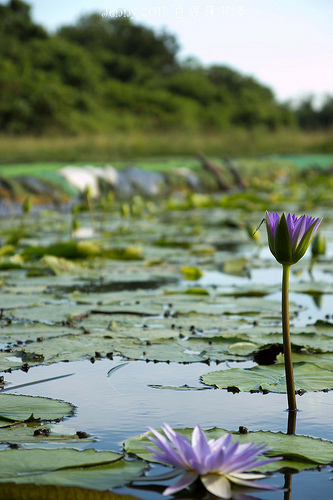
[[265, 211, 322, 265], [145, 424, 281, 498]]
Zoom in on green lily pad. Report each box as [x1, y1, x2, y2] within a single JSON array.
[[0, 421, 93, 445], [181, 267, 203, 280], [0, 483, 138, 500], [201, 362, 333, 393], [101, 246, 143, 260], [184, 287, 210, 295], [0, 394, 74, 426], [124, 427, 333, 473], [22, 241, 101, 260], [223, 257, 249, 276], [0, 448, 144, 489], [277, 352, 333, 371], [41, 255, 87, 275]]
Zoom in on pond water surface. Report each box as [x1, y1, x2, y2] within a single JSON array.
[[0, 204, 332, 499]]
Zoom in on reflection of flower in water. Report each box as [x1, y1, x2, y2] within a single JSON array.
[[145, 423, 281, 498]]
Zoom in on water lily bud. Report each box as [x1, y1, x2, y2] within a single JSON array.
[[22, 197, 31, 214], [311, 232, 326, 258], [265, 211, 322, 266]]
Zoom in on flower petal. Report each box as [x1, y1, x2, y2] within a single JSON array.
[[162, 470, 198, 496], [290, 215, 307, 248], [201, 474, 232, 499], [274, 213, 292, 264], [227, 473, 281, 491], [191, 425, 211, 464], [203, 446, 226, 473], [265, 211, 277, 256], [292, 217, 322, 264], [209, 433, 232, 453], [161, 423, 197, 469], [146, 427, 187, 469], [230, 472, 267, 480]]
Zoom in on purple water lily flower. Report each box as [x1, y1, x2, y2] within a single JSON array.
[[265, 211, 322, 265], [145, 424, 281, 498]]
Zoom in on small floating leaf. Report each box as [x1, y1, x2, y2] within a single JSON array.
[[185, 288, 209, 295], [0, 448, 144, 489], [201, 363, 333, 393], [223, 257, 249, 276], [102, 246, 143, 260], [181, 267, 203, 280], [0, 483, 138, 500], [0, 394, 74, 425]]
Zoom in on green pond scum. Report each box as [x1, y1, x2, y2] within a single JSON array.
[[0, 160, 332, 499]]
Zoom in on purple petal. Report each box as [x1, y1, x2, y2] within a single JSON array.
[[203, 445, 225, 472], [208, 433, 232, 453], [245, 455, 282, 469], [266, 211, 280, 238], [290, 215, 307, 248], [162, 470, 198, 496], [219, 443, 279, 474], [146, 427, 187, 469], [161, 424, 196, 468], [144, 446, 184, 468], [220, 440, 240, 466], [310, 218, 322, 239], [191, 426, 211, 463], [285, 212, 294, 238]]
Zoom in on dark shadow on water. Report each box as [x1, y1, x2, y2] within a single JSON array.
[[48, 277, 178, 294]]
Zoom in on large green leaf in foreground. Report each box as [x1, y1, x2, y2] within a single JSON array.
[[0, 448, 144, 489], [201, 362, 333, 393], [0, 484, 138, 500], [0, 394, 84, 445], [124, 427, 333, 473]]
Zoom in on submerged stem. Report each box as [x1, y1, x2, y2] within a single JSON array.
[[282, 265, 297, 412]]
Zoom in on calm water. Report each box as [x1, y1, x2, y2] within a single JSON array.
[[1, 265, 333, 499], [3, 355, 333, 500]]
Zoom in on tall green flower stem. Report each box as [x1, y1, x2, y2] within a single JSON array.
[[265, 212, 322, 412], [282, 265, 297, 412]]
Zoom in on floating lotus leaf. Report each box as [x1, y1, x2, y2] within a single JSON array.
[[0, 484, 138, 500], [0, 394, 74, 425], [0, 448, 144, 489], [124, 427, 333, 473], [201, 362, 333, 393], [0, 423, 93, 445]]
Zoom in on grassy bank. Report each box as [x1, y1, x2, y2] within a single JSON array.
[[0, 128, 332, 164]]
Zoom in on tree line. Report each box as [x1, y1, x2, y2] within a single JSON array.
[[0, 0, 332, 135]]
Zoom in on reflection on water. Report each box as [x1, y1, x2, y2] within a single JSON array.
[[196, 267, 333, 328], [1, 259, 333, 499], [2, 357, 333, 499]]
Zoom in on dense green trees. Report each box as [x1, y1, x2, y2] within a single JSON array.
[[296, 96, 333, 130], [0, 0, 331, 135]]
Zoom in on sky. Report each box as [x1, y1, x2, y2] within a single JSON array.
[[7, 0, 333, 104]]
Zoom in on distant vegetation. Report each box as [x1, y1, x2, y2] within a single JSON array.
[[1, 0, 332, 139]]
